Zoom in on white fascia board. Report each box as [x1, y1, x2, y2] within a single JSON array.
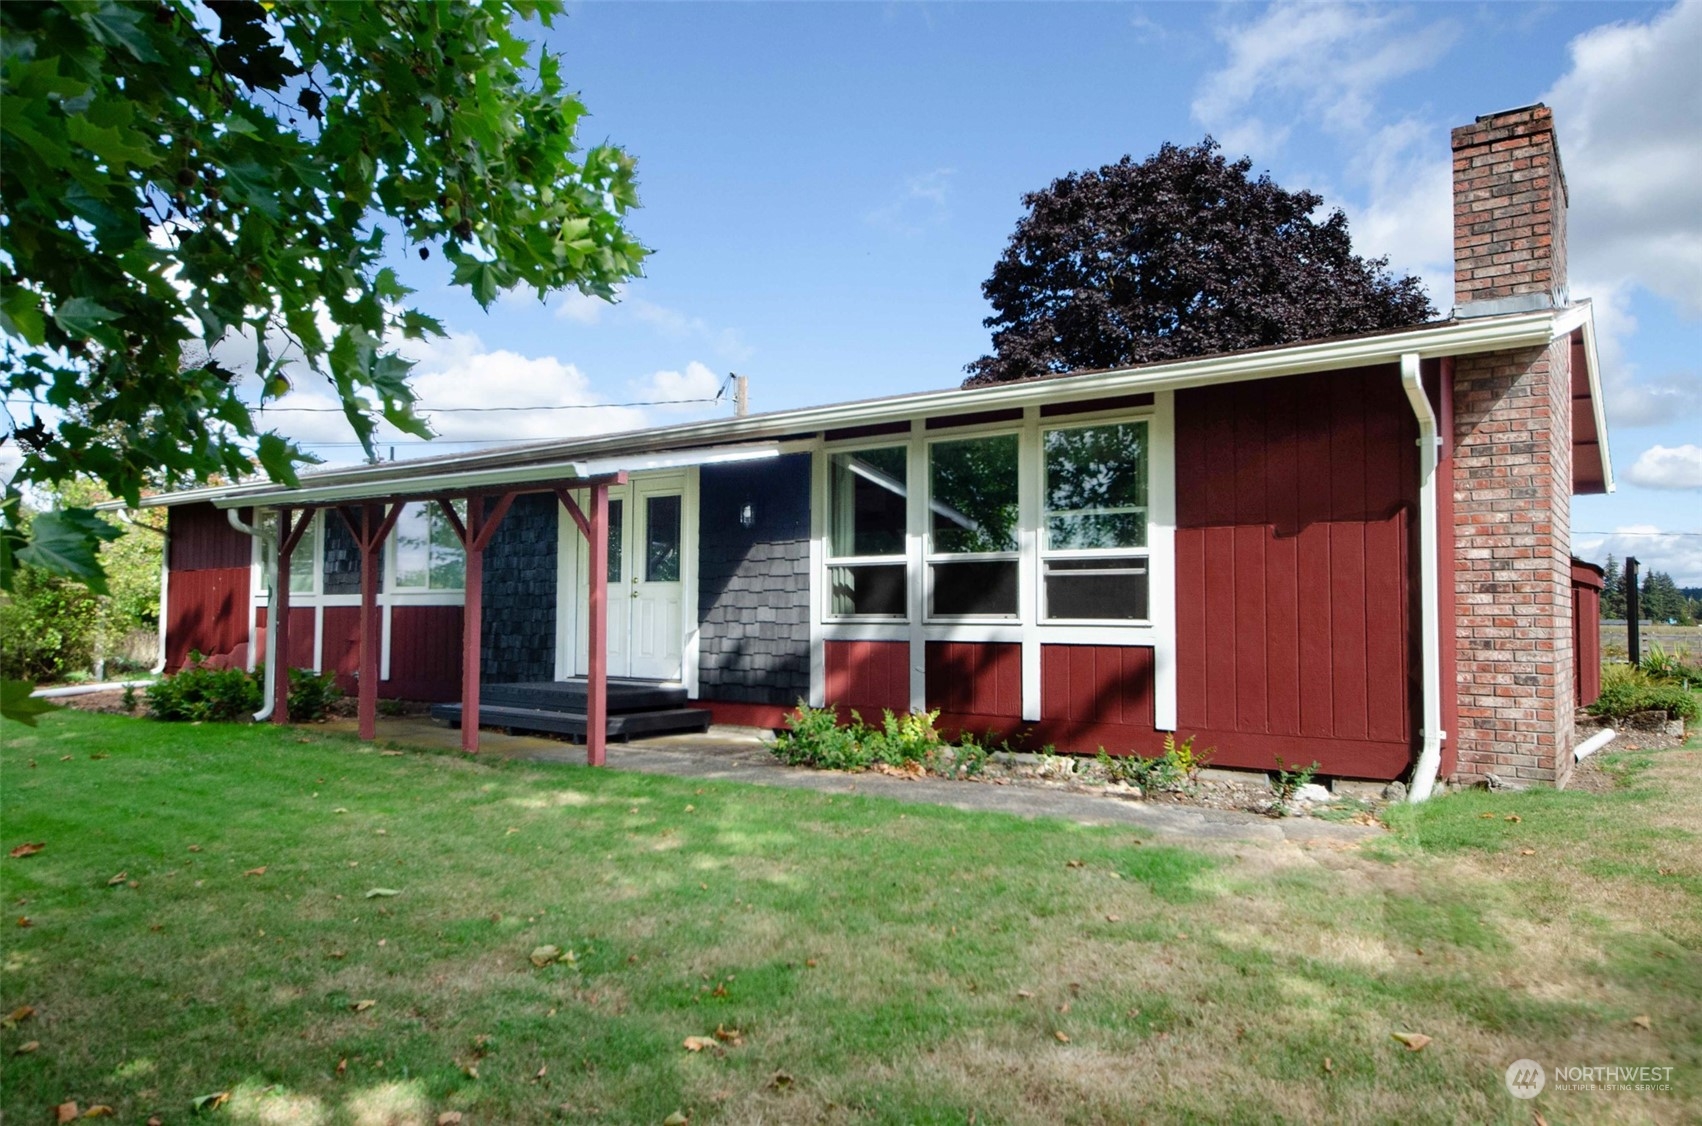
[[121, 309, 1567, 512], [1572, 309, 1614, 493]]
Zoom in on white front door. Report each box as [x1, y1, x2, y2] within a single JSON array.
[[565, 478, 687, 681]]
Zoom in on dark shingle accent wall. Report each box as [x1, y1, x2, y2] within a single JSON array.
[[698, 454, 812, 705], [321, 512, 366, 595], [481, 493, 558, 682]]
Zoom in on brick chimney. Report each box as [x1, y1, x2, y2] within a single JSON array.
[[1451, 104, 1569, 317]]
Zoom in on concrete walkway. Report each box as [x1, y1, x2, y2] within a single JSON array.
[[325, 716, 1380, 846]]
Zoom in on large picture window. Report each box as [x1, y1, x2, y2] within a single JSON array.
[[1041, 421, 1149, 621], [391, 502, 466, 592], [288, 513, 318, 594], [928, 433, 1019, 617], [827, 446, 908, 617]]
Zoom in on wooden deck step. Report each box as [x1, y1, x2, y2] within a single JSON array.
[[481, 679, 688, 714], [429, 701, 712, 742]]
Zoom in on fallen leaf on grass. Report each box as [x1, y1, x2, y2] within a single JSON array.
[[3, 1005, 35, 1027], [9, 843, 45, 859], [804, 959, 818, 968], [1479, 812, 1496, 819], [1064, 859, 1084, 869], [1533, 1112, 1549, 1126], [1504, 814, 1522, 823], [1323, 1057, 1333, 1073], [351, 999, 376, 1013], [1015, 990, 1034, 999], [1053, 1030, 1071, 1043], [713, 1024, 743, 1046], [148, 1119, 163, 1126], [663, 1113, 689, 1126], [82, 1106, 114, 1118], [1391, 1032, 1432, 1052], [364, 888, 401, 899], [332, 809, 349, 815], [244, 866, 267, 877], [107, 872, 128, 886], [17, 916, 31, 928], [767, 1071, 794, 1090], [89, 753, 109, 761], [531, 1065, 547, 1082], [15, 1040, 39, 1054], [1105, 914, 1121, 922], [335, 1058, 347, 1077], [530, 944, 567, 967], [380, 751, 405, 757], [1632, 1014, 1652, 1029], [437, 1114, 462, 1126], [187, 845, 202, 852], [1519, 849, 1536, 857], [54, 1103, 78, 1124], [682, 1036, 715, 1052], [191, 1091, 229, 1112]]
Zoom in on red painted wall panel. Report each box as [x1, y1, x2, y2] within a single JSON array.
[[321, 606, 362, 693], [253, 607, 315, 670], [165, 567, 249, 670], [168, 503, 252, 571], [1571, 562, 1603, 708], [1174, 366, 1419, 780], [926, 641, 1021, 727], [823, 640, 909, 718], [1038, 645, 1156, 751], [386, 605, 463, 701]]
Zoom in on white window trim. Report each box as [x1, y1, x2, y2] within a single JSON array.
[[820, 439, 914, 623], [812, 393, 1177, 730], [1037, 415, 1155, 628], [923, 425, 1025, 624]]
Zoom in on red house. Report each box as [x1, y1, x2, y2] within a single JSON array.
[[139, 105, 1612, 793]]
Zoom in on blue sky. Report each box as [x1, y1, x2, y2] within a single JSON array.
[[257, 1, 1701, 581]]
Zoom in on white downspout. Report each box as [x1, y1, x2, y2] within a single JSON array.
[[116, 509, 170, 675], [1401, 353, 1445, 802], [227, 508, 279, 722]]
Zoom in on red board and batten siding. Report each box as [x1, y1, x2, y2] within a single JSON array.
[[165, 503, 252, 671], [387, 606, 463, 701], [925, 641, 1021, 734], [1571, 561, 1604, 709], [1174, 366, 1422, 779], [824, 640, 909, 719]]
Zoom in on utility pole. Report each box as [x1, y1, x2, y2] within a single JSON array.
[[1624, 556, 1641, 666], [733, 373, 749, 418]]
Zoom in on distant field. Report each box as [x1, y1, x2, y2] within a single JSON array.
[[1601, 622, 1701, 660]]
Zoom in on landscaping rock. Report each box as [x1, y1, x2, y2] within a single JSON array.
[[1292, 783, 1335, 804]]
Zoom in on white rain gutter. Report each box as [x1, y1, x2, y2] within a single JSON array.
[[1574, 727, 1617, 763], [1400, 353, 1445, 802], [112, 308, 1573, 514], [226, 508, 279, 722], [30, 679, 156, 700]]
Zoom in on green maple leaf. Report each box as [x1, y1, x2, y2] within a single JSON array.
[[1, 680, 60, 727], [15, 509, 123, 593]]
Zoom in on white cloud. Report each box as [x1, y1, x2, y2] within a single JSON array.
[[1192, 2, 1457, 147], [630, 361, 727, 414], [553, 287, 621, 325], [1623, 444, 1702, 490], [1574, 525, 1702, 586], [1544, 0, 1702, 319], [865, 168, 956, 236], [549, 287, 753, 363]]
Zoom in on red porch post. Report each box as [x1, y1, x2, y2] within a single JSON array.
[[456, 493, 517, 754], [339, 503, 402, 741], [272, 507, 312, 725], [585, 480, 609, 767]]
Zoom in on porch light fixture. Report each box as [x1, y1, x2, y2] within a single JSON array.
[[739, 503, 755, 528]]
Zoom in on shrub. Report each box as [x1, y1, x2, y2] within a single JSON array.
[[1098, 733, 1211, 793], [0, 565, 100, 682], [770, 704, 868, 770], [771, 704, 962, 773], [1271, 756, 1321, 817], [1638, 643, 1701, 686], [285, 667, 342, 722], [1590, 665, 1700, 724], [866, 708, 941, 765], [145, 661, 262, 722]]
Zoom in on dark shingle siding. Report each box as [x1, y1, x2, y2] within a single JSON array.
[[481, 493, 557, 682], [697, 454, 812, 705]]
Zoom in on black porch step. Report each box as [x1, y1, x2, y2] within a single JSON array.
[[481, 679, 689, 714], [429, 701, 712, 742]]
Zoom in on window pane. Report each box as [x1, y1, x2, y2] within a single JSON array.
[[1043, 422, 1148, 550], [930, 434, 1019, 554], [829, 563, 906, 617], [392, 504, 430, 589], [1043, 558, 1149, 621], [646, 494, 681, 582], [930, 560, 1018, 617], [607, 498, 624, 583], [428, 504, 465, 590], [288, 517, 316, 594], [829, 447, 907, 558]]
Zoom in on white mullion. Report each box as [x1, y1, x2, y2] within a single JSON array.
[[1019, 407, 1042, 720], [808, 442, 826, 707], [1150, 390, 1178, 731], [682, 466, 701, 697], [907, 421, 927, 713]]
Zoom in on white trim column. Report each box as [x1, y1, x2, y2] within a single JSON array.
[[1150, 390, 1179, 731]]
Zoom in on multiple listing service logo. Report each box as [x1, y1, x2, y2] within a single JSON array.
[[1505, 1059, 1547, 1099]]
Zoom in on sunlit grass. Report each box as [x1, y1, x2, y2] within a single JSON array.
[[1, 710, 1697, 1124]]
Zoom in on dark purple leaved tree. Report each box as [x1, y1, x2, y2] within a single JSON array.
[[965, 139, 1435, 386]]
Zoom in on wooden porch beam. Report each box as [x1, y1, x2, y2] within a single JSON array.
[[459, 492, 518, 754], [271, 506, 311, 726]]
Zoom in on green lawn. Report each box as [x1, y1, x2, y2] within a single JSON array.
[[2, 712, 1697, 1124]]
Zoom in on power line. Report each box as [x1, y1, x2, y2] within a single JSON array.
[[1577, 531, 1702, 538]]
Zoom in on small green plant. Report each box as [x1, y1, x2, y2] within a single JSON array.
[[1637, 642, 1700, 686], [770, 703, 869, 770], [1270, 756, 1321, 817], [120, 683, 137, 713], [145, 660, 262, 723], [1590, 664, 1700, 724], [866, 708, 941, 765], [286, 668, 342, 722], [937, 732, 990, 778], [1095, 734, 1212, 794]]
